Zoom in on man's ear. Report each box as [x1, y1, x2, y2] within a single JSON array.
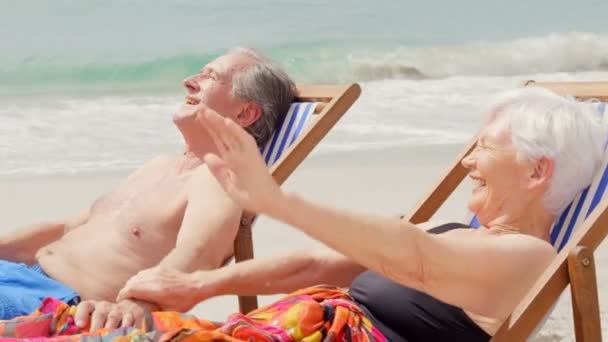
[[237, 102, 262, 128], [529, 157, 554, 190]]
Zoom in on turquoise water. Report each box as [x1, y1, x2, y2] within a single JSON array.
[[2, 0, 608, 95], [1, 0, 608, 175]]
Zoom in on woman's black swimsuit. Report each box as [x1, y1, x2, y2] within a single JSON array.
[[349, 223, 491, 342]]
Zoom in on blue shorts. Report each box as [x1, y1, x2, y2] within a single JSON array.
[[0, 260, 81, 320]]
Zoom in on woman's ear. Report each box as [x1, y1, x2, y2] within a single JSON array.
[[236, 102, 262, 128], [529, 157, 554, 190]]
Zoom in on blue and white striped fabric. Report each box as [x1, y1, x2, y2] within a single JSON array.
[[470, 102, 608, 251], [261, 102, 318, 168]]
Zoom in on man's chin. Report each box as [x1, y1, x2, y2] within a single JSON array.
[[172, 112, 197, 125], [173, 103, 198, 121]]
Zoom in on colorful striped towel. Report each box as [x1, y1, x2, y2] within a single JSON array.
[[0, 285, 386, 342]]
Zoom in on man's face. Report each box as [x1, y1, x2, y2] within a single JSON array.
[[175, 53, 255, 124]]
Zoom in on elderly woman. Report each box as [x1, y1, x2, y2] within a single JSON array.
[[2, 88, 605, 342]]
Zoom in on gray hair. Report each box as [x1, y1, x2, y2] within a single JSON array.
[[228, 47, 297, 147], [487, 87, 606, 215]]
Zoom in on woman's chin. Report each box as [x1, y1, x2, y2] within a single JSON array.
[[466, 199, 481, 214]]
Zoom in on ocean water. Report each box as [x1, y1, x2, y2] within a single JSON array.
[[2, 0, 608, 175]]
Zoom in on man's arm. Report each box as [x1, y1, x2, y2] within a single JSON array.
[[0, 208, 90, 264], [157, 168, 242, 272]]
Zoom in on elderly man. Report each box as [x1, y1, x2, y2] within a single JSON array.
[[0, 47, 296, 325]]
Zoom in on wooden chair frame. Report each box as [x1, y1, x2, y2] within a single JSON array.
[[233, 84, 361, 314], [406, 81, 607, 341]]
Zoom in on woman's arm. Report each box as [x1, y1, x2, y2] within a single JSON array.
[[273, 194, 427, 288], [204, 248, 365, 297], [271, 193, 555, 316], [118, 248, 365, 311], [197, 107, 556, 318]]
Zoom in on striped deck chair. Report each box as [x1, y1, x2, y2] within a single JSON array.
[[233, 84, 361, 314], [405, 81, 608, 341]]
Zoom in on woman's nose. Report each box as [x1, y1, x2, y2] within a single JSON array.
[[461, 152, 475, 169]]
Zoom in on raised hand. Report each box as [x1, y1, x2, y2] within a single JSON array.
[[197, 104, 284, 215]]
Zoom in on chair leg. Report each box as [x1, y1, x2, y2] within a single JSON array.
[[238, 296, 259, 315], [234, 218, 259, 314], [567, 246, 602, 342]]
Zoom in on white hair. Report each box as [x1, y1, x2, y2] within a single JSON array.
[[227, 47, 296, 147], [487, 87, 607, 215]]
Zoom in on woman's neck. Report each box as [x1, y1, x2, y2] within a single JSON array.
[[487, 203, 555, 243]]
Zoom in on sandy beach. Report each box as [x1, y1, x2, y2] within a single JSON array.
[[1, 143, 605, 341], [3, 0, 608, 340]]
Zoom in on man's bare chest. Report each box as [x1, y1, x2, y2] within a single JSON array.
[[89, 170, 192, 230]]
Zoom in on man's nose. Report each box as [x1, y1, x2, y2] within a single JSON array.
[[183, 75, 200, 93]]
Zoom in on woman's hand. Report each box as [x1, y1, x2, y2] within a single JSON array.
[[116, 266, 210, 312], [197, 104, 285, 215]]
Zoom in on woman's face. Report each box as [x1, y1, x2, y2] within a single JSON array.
[[461, 118, 540, 225]]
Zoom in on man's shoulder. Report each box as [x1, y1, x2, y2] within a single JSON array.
[[184, 165, 240, 213], [124, 154, 176, 181], [186, 164, 226, 196], [189, 163, 213, 181]]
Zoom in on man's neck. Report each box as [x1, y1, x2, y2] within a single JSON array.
[[183, 142, 214, 160], [178, 122, 218, 162], [175, 143, 214, 173]]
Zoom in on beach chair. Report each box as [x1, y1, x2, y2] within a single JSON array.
[[406, 81, 608, 341], [234, 84, 361, 314]]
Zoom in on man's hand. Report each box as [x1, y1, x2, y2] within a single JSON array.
[[75, 299, 158, 332], [117, 266, 210, 312]]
